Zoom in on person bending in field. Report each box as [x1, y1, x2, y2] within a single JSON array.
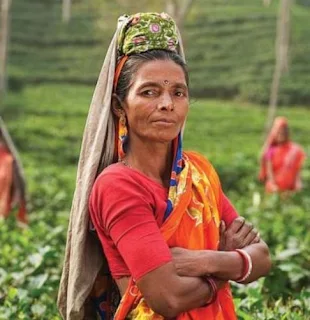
[[259, 116, 306, 195], [0, 117, 27, 225]]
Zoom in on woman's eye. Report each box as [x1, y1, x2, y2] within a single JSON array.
[[175, 91, 186, 97], [142, 90, 156, 96]]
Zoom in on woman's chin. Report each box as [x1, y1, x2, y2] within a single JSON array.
[[152, 133, 179, 144], [137, 129, 181, 144]]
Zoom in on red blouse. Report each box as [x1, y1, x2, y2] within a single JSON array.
[[89, 163, 238, 281]]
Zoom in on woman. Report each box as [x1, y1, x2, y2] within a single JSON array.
[[259, 117, 306, 194], [58, 13, 271, 319], [0, 117, 27, 224]]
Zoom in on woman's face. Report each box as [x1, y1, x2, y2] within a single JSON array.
[[123, 59, 189, 144], [275, 125, 289, 144]]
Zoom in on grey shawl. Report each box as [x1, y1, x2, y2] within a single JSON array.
[[57, 17, 185, 319]]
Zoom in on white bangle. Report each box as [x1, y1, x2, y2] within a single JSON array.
[[235, 249, 253, 283]]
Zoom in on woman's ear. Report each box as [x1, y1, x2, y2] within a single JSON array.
[[112, 93, 125, 117]]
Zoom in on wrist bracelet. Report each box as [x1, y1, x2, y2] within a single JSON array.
[[203, 276, 218, 306], [234, 249, 253, 283]]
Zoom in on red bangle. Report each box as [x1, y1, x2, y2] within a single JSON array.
[[203, 276, 218, 306], [234, 249, 253, 283]]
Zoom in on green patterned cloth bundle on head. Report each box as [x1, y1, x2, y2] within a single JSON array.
[[117, 12, 179, 56]]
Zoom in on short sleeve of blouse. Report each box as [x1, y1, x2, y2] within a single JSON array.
[[89, 167, 172, 280]]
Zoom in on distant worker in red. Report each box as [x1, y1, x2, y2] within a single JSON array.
[[0, 117, 27, 225], [259, 116, 306, 194]]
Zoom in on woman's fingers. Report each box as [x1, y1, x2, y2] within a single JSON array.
[[253, 233, 261, 244], [243, 227, 259, 246], [218, 221, 227, 251], [228, 217, 245, 233], [170, 247, 187, 257], [220, 220, 226, 235], [220, 218, 261, 250], [225, 218, 261, 249], [237, 221, 254, 239]]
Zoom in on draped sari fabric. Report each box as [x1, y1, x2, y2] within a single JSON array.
[[0, 117, 27, 223], [0, 146, 14, 218], [113, 151, 237, 320]]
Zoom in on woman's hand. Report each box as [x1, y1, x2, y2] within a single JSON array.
[[218, 217, 260, 251], [295, 175, 302, 191], [266, 179, 279, 192]]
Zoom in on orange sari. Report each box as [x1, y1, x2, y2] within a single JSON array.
[[259, 117, 306, 193], [0, 146, 27, 223], [113, 151, 236, 320], [0, 146, 14, 218]]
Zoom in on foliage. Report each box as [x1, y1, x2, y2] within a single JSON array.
[[0, 84, 310, 317], [8, 0, 310, 105]]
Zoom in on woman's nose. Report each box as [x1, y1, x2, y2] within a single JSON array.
[[158, 93, 174, 111]]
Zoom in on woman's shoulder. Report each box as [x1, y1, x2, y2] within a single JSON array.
[[94, 163, 136, 188], [290, 142, 306, 159], [93, 162, 165, 194], [184, 150, 223, 205], [89, 163, 166, 217], [290, 141, 305, 151], [184, 150, 216, 171], [184, 150, 221, 184], [98, 162, 129, 176], [91, 164, 142, 206]]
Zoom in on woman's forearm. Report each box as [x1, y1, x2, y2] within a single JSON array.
[[204, 250, 243, 280], [209, 241, 271, 282], [173, 249, 243, 281], [165, 275, 215, 313], [137, 262, 218, 318], [172, 242, 271, 283], [237, 241, 271, 283]]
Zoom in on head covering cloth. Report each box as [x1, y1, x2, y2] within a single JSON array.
[[57, 12, 185, 319], [260, 117, 289, 156], [0, 116, 27, 212]]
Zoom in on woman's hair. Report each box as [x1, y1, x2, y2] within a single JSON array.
[[115, 49, 189, 101]]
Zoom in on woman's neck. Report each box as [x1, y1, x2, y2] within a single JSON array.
[[124, 138, 173, 188]]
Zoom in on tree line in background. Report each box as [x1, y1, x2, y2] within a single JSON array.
[[0, 0, 11, 96], [0, 0, 300, 133], [62, 0, 71, 23]]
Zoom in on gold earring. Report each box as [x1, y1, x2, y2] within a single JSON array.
[[118, 113, 128, 160]]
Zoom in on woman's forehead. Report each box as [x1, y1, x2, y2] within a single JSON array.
[[132, 60, 186, 84]]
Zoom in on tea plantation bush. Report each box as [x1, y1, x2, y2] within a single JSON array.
[[0, 84, 310, 318]]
